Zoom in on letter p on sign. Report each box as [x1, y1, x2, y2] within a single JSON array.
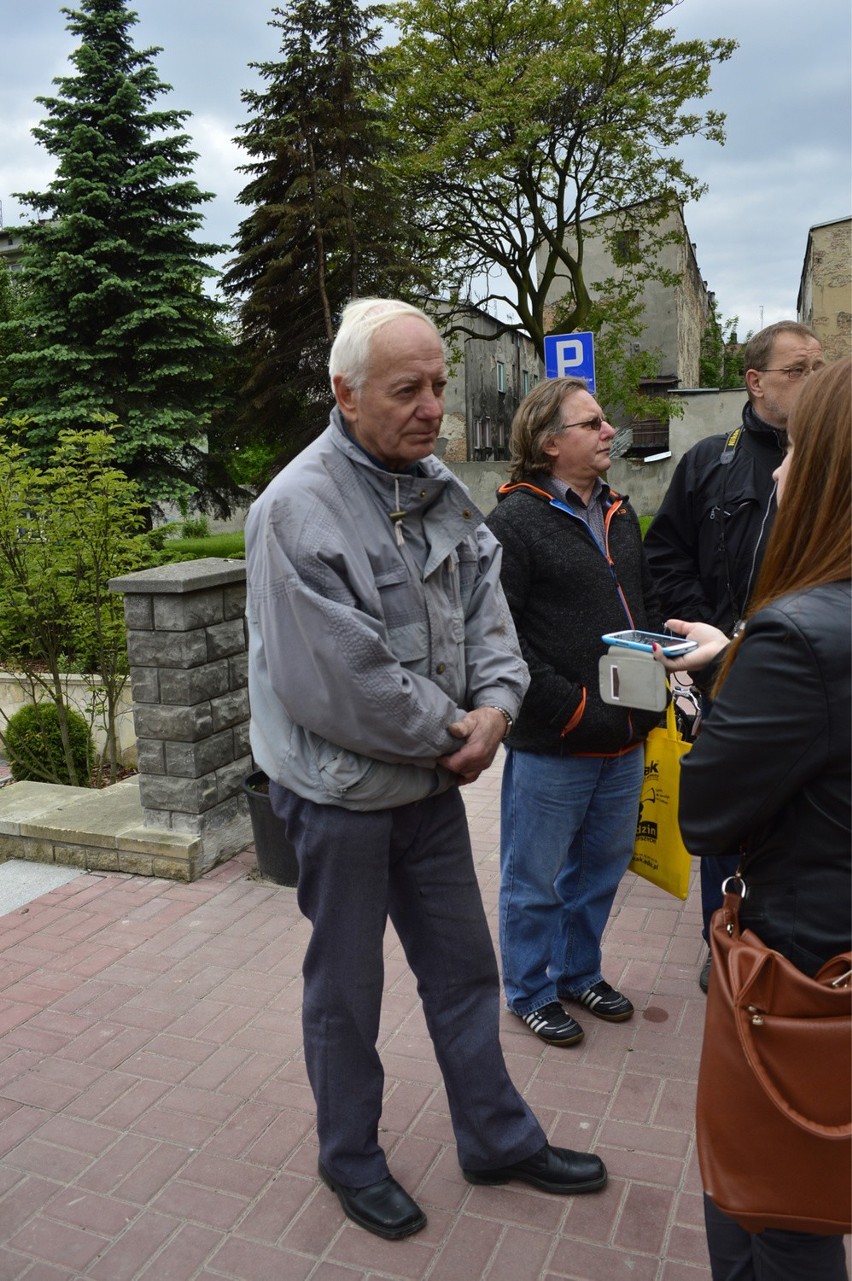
[[543, 332, 596, 391]]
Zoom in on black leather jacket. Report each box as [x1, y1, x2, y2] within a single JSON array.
[[679, 581, 852, 975], [645, 403, 785, 636]]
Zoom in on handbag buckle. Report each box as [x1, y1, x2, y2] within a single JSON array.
[[830, 968, 852, 989], [721, 874, 747, 897]]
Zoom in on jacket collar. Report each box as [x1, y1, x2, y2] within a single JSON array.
[[496, 477, 624, 508], [328, 408, 486, 574], [743, 401, 787, 450]]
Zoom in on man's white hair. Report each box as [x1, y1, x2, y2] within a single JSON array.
[[328, 298, 444, 393]]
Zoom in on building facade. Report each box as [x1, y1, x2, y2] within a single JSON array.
[[535, 202, 714, 453], [0, 228, 26, 273], [437, 305, 542, 463], [797, 217, 852, 362]]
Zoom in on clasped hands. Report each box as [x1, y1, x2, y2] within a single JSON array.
[[438, 706, 508, 786]]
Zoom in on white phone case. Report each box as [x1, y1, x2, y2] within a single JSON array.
[[598, 648, 668, 713]]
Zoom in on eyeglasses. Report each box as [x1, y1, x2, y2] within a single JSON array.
[[758, 365, 825, 382], [560, 415, 607, 431]]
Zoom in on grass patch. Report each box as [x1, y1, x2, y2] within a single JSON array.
[[639, 515, 653, 538], [162, 531, 245, 561]]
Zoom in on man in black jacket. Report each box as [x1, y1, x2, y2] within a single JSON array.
[[487, 377, 662, 1047], [644, 320, 824, 989]]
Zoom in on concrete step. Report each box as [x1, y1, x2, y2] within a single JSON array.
[[0, 778, 205, 881]]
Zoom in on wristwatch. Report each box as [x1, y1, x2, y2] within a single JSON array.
[[487, 706, 514, 740]]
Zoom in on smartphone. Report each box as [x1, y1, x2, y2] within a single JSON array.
[[601, 629, 698, 657]]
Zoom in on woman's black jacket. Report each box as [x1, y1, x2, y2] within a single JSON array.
[[679, 580, 852, 974]]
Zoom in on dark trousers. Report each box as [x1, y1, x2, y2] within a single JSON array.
[[704, 1194, 848, 1281], [270, 783, 546, 1187]]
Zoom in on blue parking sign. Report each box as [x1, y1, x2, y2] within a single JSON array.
[[543, 332, 596, 391]]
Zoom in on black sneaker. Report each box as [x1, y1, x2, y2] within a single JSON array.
[[574, 981, 633, 1022], [515, 1002, 584, 1046]]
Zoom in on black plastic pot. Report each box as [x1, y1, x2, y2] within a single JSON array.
[[241, 770, 299, 887]]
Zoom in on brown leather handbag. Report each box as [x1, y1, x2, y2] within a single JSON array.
[[696, 878, 852, 1236]]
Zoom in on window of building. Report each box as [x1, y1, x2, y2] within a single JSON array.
[[497, 361, 506, 393], [522, 370, 530, 396], [613, 228, 641, 266], [472, 416, 494, 460]]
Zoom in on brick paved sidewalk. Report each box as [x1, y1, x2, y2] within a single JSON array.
[[0, 758, 715, 1281]]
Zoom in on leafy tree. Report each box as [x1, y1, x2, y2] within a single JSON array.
[[4, 0, 236, 516], [383, 0, 736, 362], [0, 419, 162, 785], [222, 0, 429, 474], [700, 299, 747, 389]]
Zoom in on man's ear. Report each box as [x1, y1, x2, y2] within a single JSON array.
[[333, 373, 358, 422], [745, 367, 763, 402]]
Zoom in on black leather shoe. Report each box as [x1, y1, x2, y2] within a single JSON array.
[[699, 954, 711, 994], [318, 1161, 427, 1239], [463, 1143, 607, 1194]]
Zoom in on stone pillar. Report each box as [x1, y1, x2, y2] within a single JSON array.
[[109, 557, 251, 875]]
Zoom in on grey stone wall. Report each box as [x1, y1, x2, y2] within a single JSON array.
[[109, 558, 251, 874]]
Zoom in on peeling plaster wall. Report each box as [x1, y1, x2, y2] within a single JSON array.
[[798, 219, 852, 362]]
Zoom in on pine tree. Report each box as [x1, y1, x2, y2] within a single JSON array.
[[0, 265, 28, 404], [221, 0, 428, 476], [6, 0, 236, 515]]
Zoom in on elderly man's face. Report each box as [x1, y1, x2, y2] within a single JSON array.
[[333, 317, 447, 471], [747, 332, 825, 430]]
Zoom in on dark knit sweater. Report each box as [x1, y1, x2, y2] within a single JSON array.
[[486, 479, 663, 755]]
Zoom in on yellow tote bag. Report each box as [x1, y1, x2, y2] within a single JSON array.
[[629, 700, 693, 899]]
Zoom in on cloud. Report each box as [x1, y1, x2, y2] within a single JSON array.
[[1, 0, 849, 335], [669, 0, 851, 332]]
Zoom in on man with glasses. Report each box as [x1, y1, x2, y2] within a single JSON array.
[[644, 320, 824, 990], [486, 377, 663, 1047]]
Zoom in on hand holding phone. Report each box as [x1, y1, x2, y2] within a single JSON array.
[[656, 619, 731, 673]]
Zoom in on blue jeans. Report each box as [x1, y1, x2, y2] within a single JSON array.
[[499, 745, 644, 1014]]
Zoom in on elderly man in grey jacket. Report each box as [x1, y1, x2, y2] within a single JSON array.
[[245, 299, 607, 1241]]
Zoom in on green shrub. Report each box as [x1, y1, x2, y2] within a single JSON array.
[[4, 702, 94, 785], [180, 515, 210, 539]]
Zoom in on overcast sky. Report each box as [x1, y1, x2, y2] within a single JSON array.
[[1, 0, 850, 340]]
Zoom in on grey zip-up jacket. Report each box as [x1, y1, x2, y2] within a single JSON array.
[[245, 409, 529, 810]]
